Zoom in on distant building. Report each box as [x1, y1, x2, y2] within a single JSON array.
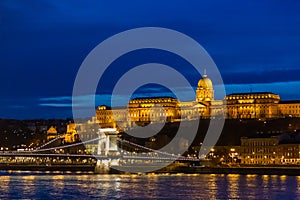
[[96, 71, 224, 128], [196, 71, 214, 102], [278, 100, 300, 118], [76, 117, 100, 154], [128, 97, 179, 125], [64, 123, 79, 143], [225, 92, 281, 119], [240, 132, 300, 165], [47, 126, 58, 141], [240, 136, 279, 164], [95, 72, 300, 128]]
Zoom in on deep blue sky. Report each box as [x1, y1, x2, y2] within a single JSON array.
[[1, 0, 300, 119]]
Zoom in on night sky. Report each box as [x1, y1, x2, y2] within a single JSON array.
[[1, 0, 300, 119]]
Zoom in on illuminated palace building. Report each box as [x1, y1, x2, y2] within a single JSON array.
[[96, 72, 300, 128]]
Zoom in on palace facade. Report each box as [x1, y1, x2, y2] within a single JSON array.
[[96, 72, 300, 129]]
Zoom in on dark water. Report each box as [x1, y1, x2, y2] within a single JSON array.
[[0, 171, 299, 199]]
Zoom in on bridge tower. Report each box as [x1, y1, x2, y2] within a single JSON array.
[[97, 128, 119, 156], [95, 128, 120, 173]]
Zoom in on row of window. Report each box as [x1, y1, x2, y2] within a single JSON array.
[[226, 94, 278, 100], [242, 141, 277, 146], [130, 99, 176, 104], [242, 148, 276, 153], [244, 155, 275, 159]]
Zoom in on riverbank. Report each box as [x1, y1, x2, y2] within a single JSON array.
[[107, 165, 300, 176], [177, 166, 300, 176], [2, 163, 300, 176], [0, 164, 95, 172]]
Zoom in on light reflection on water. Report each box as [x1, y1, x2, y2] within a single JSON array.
[[0, 171, 299, 199]]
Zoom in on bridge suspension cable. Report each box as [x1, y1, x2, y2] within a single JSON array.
[[118, 138, 180, 158], [32, 137, 104, 153], [117, 138, 199, 161], [35, 135, 63, 151], [31, 136, 198, 161]]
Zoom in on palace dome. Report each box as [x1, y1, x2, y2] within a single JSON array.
[[198, 74, 213, 89]]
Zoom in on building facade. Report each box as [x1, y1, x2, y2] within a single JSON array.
[[47, 126, 58, 141], [64, 123, 80, 143], [240, 136, 300, 165], [240, 137, 279, 164], [278, 100, 300, 118], [95, 72, 300, 128], [225, 92, 281, 119], [128, 97, 180, 124]]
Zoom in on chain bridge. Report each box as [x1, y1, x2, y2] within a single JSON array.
[[0, 128, 204, 173]]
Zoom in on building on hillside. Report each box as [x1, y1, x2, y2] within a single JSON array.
[[64, 123, 80, 143], [47, 126, 58, 141], [225, 92, 281, 119], [76, 117, 101, 154], [95, 72, 300, 129], [128, 97, 179, 125], [96, 71, 224, 128], [96, 105, 116, 128], [196, 71, 214, 102], [278, 100, 300, 118]]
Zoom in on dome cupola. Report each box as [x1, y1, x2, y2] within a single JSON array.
[[196, 69, 214, 102], [198, 73, 213, 89]]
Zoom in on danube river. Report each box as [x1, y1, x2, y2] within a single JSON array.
[[0, 171, 299, 199]]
